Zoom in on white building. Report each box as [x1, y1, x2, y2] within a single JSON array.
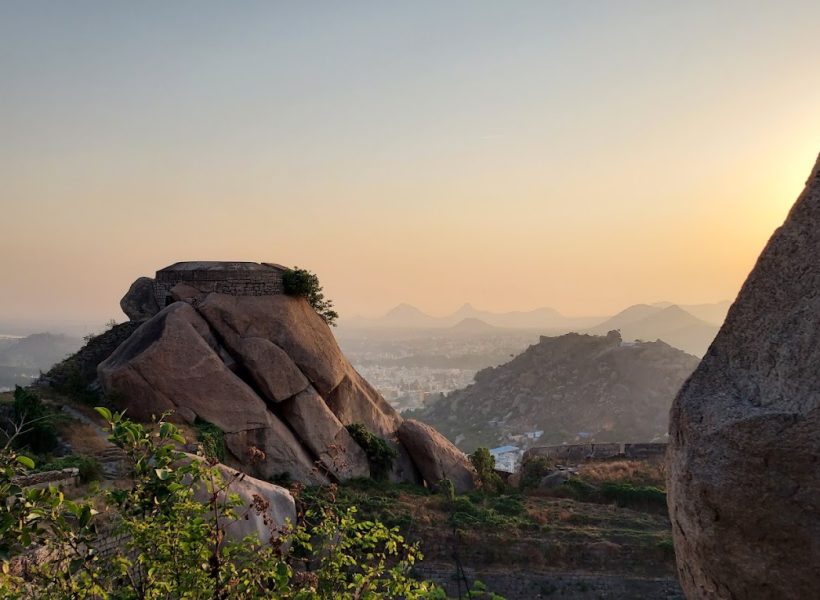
[[489, 445, 522, 473]]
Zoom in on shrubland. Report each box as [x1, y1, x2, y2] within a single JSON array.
[[0, 405, 499, 599]]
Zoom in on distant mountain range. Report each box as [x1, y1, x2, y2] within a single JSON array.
[[585, 302, 729, 356], [405, 330, 700, 452], [342, 300, 730, 356], [0, 333, 83, 390], [344, 302, 602, 331]]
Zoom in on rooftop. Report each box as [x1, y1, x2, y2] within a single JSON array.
[[157, 261, 286, 273]]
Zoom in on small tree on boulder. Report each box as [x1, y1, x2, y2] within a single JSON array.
[[282, 267, 339, 326]]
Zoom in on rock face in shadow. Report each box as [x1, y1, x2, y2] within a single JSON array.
[[120, 277, 160, 321], [99, 291, 467, 491], [667, 153, 820, 600]]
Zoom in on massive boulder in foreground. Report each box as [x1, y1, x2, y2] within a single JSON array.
[[668, 154, 820, 599], [99, 291, 465, 490]]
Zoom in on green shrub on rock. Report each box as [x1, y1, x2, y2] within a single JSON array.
[[282, 267, 339, 326], [194, 417, 227, 462], [345, 423, 398, 481]]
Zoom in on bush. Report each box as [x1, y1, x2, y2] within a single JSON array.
[[345, 423, 398, 481], [489, 494, 525, 517], [10, 386, 58, 454], [195, 417, 226, 462], [38, 454, 103, 483], [519, 456, 555, 491], [282, 267, 339, 326], [0, 410, 460, 599], [469, 448, 505, 495]]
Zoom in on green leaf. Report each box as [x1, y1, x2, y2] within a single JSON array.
[[155, 468, 172, 481], [16, 455, 35, 469], [95, 407, 112, 421], [79, 505, 92, 528]]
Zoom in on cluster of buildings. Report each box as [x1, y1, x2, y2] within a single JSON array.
[[354, 364, 476, 411]]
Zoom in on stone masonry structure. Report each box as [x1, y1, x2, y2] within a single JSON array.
[[121, 261, 288, 321], [153, 262, 287, 308], [523, 442, 667, 464]]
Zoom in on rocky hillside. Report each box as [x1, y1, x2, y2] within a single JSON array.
[[407, 331, 699, 451]]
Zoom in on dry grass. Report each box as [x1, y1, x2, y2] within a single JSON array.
[[58, 422, 112, 455], [578, 460, 666, 488]]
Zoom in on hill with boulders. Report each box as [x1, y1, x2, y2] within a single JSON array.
[[406, 331, 699, 451]]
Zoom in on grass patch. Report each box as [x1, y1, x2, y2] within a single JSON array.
[[578, 460, 666, 488], [599, 482, 667, 512]]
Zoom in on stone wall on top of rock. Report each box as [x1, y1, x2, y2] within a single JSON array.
[[667, 153, 820, 600], [119, 261, 288, 322], [98, 288, 467, 492]]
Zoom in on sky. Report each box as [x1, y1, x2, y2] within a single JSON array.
[[1, 1, 819, 331]]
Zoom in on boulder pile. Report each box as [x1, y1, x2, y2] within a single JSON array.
[[99, 286, 475, 490]]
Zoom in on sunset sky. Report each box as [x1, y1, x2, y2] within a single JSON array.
[[2, 1, 819, 331]]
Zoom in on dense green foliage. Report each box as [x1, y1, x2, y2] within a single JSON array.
[[10, 386, 58, 454], [599, 482, 667, 511], [282, 267, 339, 326], [468, 448, 505, 495], [519, 456, 555, 491], [1, 409, 487, 599], [194, 417, 227, 462], [345, 424, 398, 481], [444, 493, 531, 530]]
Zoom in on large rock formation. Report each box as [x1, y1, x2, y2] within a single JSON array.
[[99, 289, 469, 491], [668, 154, 820, 599]]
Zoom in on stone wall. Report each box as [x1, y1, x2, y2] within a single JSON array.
[[14, 468, 81, 492], [524, 442, 667, 464], [524, 443, 622, 463], [154, 269, 284, 308], [623, 443, 667, 460], [413, 564, 683, 600]]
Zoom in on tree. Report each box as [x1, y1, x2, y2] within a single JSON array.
[[8, 386, 58, 454], [282, 267, 339, 327], [469, 448, 505, 495]]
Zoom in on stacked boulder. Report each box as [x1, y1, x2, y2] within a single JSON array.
[[99, 287, 475, 491]]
